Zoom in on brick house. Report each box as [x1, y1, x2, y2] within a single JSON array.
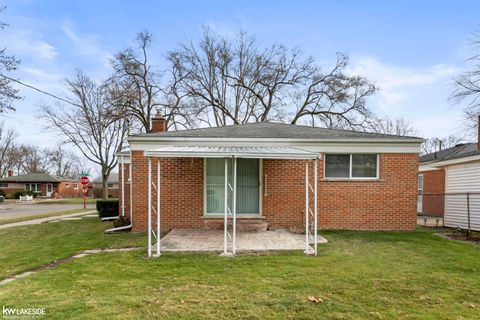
[[118, 113, 422, 249], [419, 120, 480, 230], [0, 172, 83, 198]]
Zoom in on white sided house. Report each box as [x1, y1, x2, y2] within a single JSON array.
[[419, 121, 480, 231]]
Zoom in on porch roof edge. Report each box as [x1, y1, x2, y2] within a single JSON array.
[[144, 146, 320, 160]]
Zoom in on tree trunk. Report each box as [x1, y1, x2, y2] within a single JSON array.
[[102, 168, 109, 200]]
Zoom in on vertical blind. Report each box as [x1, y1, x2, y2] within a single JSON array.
[[206, 158, 260, 214]]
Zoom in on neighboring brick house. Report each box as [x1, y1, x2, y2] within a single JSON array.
[[92, 173, 119, 198], [0, 172, 83, 198], [118, 113, 422, 237], [419, 122, 480, 230]]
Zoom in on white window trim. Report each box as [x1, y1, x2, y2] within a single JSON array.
[[73, 183, 78, 190], [203, 158, 263, 217], [324, 153, 380, 180]]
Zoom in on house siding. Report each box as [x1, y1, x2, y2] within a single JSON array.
[[128, 152, 418, 232], [444, 161, 480, 231]]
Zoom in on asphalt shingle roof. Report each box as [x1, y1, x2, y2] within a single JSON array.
[[420, 143, 480, 163], [0, 173, 69, 183], [130, 122, 422, 141]]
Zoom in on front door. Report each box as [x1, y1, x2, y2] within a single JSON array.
[[46, 183, 53, 197]]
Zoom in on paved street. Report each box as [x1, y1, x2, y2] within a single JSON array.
[[0, 203, 95, 220]]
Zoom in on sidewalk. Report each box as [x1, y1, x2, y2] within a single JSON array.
[[0, 210, 97, 230]]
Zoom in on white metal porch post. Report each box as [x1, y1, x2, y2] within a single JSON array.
[[305, 160, 309, 254], [223, 158, 228, 255], [314, 159, 318, 256], [129, 151, 133, 220], [121, 155, 125, 217], [147, 157, 152, 257], [156, 158, 161, 256], [232, 157, 237, 255]]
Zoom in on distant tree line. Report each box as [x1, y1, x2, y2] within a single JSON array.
[[0, 123, 86, 178]]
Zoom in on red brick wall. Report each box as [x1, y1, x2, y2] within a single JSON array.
[[127, 152, 418, 232], [57, 181, 83, 198], [263, 154, 418, 231], [317, 154, 418, 230], [131, 152, 204, 232], [421, 169, 445, 217]]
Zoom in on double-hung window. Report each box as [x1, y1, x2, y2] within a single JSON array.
[[25, 183, 41, 193], [325, 154, 378, 179], [205, 158, 260, 215]]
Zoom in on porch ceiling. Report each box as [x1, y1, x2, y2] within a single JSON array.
[[144, 145, 319, 160]]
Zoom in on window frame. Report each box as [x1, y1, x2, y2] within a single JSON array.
[[324, 153, 380, 180], [25, 183, 41, 193], [418, 174, 423, 193], [73, 183, 78, 190], [203, 158, 263, 217]]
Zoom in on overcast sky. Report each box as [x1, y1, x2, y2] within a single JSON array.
[[0, 0, 479, 169]]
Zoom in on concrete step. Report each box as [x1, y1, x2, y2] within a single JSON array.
[[228, 219, 268, 233]]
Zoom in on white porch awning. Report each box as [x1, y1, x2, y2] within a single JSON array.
[[144, 146, 319, 160]]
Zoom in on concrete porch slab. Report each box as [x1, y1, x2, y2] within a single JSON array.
[[154, 229, 327, 253]]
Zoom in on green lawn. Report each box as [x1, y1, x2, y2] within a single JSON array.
[[0, 221, 479, 319], [36, 198, 101, 205], [0, 218, 144, 279], [0, 208, 94, 225]]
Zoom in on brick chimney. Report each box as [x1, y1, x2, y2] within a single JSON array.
[[151, 111, 167, 133], [7, 169, 13, 177]]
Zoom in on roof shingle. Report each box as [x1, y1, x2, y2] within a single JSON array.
[[130, 122, 422, 141], [420, 143, 480, 163]]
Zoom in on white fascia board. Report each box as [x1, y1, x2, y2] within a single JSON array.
[[419, 164, 441, 172], [431, 155, 480, 167], [131, 140, 421, 154]]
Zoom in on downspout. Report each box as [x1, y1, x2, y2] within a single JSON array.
[[105, 152, 133, 233]]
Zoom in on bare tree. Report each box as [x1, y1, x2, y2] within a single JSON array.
[[0, 121, 17, 176], [421, 135, 464, 155], [366, 116, 419, 136], [44, 146, 82, 179], [41, 71, 128, 199], [110, 30, 193, 133], [15, 144, 49, 174], [451, 33, 480, 131], [0, 6, 21, 113], [169, 28, 376, 129]]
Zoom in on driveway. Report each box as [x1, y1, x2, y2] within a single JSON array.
[[0, 203, 95, 220]]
